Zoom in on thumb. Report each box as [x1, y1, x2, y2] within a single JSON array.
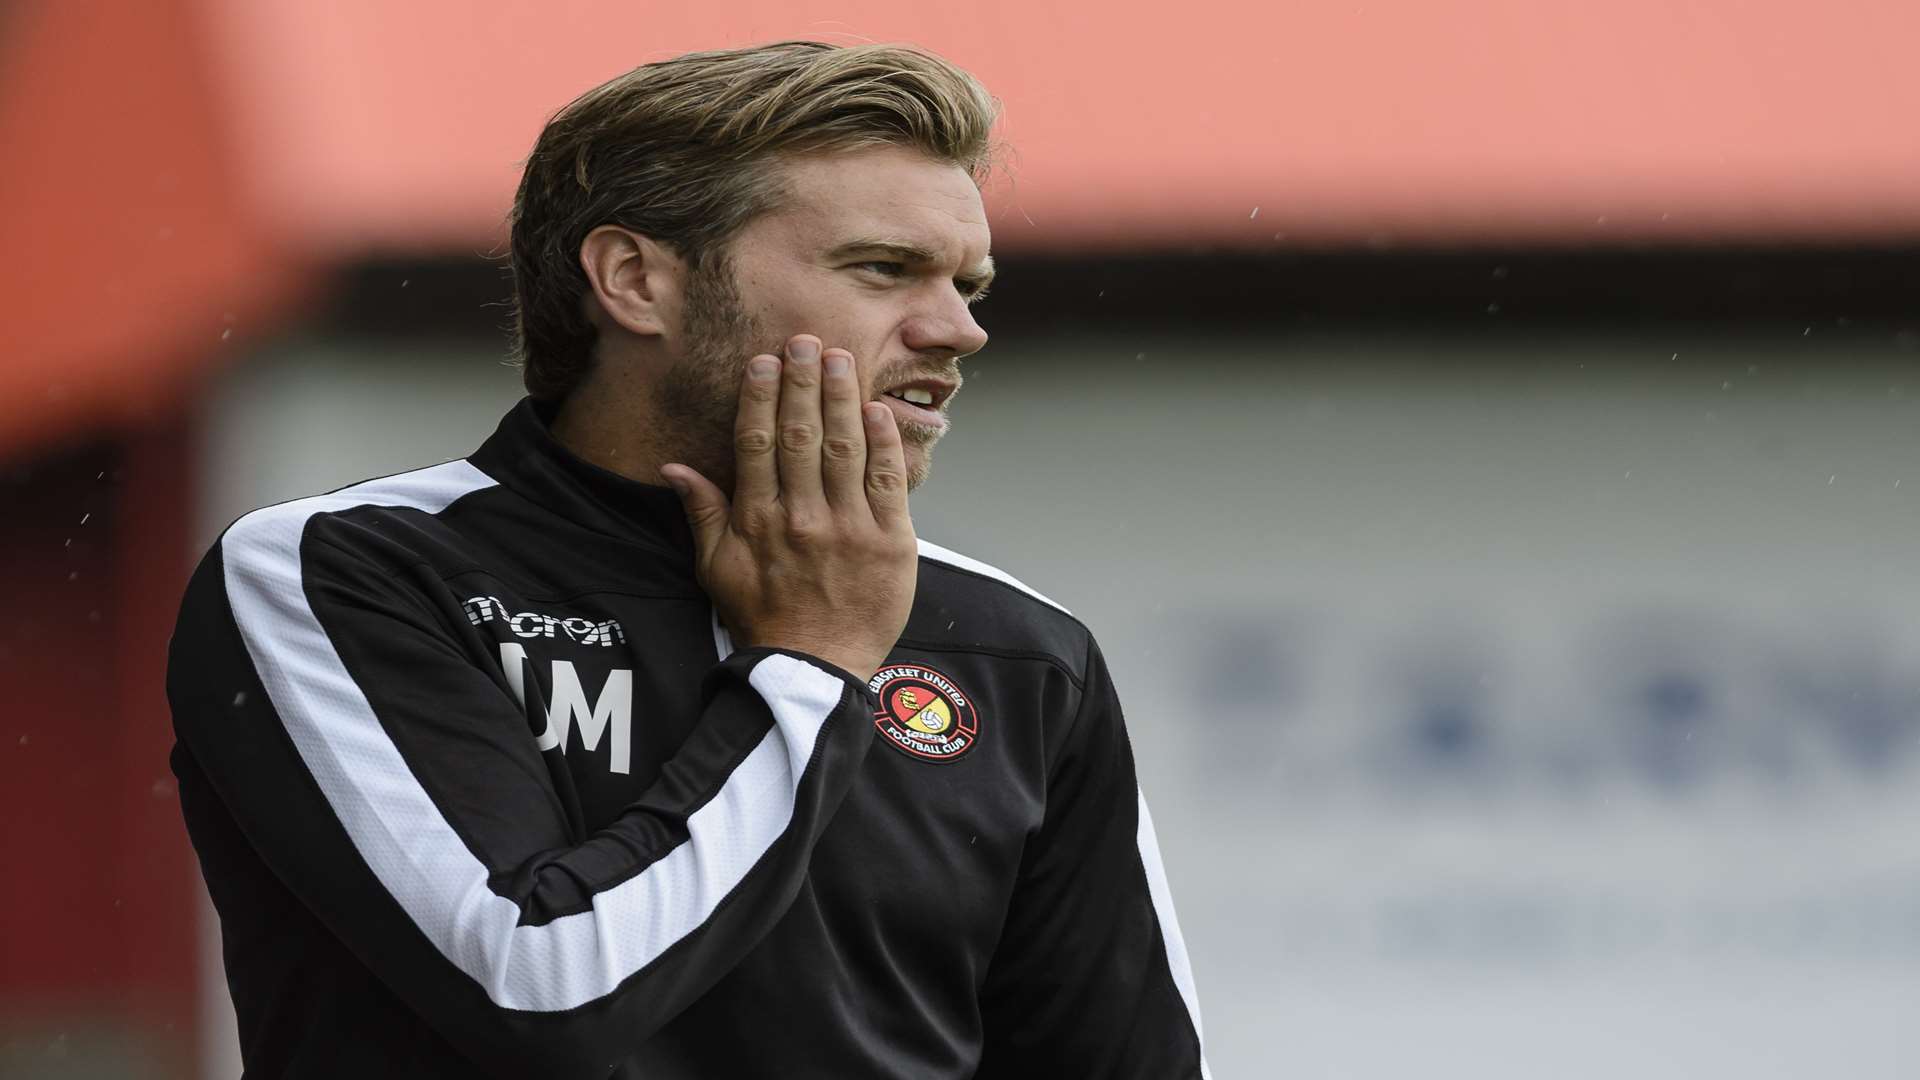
[[659, 465, 729, 554]]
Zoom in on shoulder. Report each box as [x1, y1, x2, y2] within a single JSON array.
[[175, 460, 502, 680], [911, 537, 1092, 677], [217, 459, 499, 579], [915, 538, 1070, 615]]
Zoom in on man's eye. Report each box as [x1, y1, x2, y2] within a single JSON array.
[[855, 261, 906, 277]]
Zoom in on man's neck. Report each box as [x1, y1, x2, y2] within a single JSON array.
[[549, 391, 664, 487], [549, 388, 732, 495]]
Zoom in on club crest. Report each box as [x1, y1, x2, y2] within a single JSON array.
[[869, 664, 980, 762]]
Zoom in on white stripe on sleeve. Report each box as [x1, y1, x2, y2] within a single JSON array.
[[221, 459, 844, 1012], [1136, 787, 1211, 1078]]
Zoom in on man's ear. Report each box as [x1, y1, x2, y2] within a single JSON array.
[[578, 225, 684, 339]]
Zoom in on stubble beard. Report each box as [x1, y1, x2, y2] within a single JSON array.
[[654, 254, 941, 496]]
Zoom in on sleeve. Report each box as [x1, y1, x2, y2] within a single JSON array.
[[975, 635, 1211, 1079], [166, 512, 877, 1080]]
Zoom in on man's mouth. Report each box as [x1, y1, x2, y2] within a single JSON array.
[[877, 376, 959, 434]]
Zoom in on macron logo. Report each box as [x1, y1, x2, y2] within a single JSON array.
[[463, 595, 626, 647]]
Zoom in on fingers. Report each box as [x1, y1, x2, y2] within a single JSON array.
[[862, 401, 910, 530], [775, 336, 825, 515], [659, 464, 728, 555], [819, 347, 868, 511], [732, 334, 886, 530], [732, 354, 781, 511]]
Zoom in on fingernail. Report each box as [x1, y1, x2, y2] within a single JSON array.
[[749, 356, 779, 379], [824, 352, 849, 376], [658, 469, 687, 496], [789, 339, 819, 363], [864, 402, 889, 425]]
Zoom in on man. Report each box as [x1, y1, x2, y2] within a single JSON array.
[[169, 41, 1208, 1078]]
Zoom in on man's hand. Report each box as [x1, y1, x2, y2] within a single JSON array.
[[660, 334, 917, 683]]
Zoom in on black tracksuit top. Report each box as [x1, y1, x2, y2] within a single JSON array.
[[167, 398, 1209, 1078]]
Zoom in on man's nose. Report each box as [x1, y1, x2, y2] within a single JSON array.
[[903, 294, 989, 358]]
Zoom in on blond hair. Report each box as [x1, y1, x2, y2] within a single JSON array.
[[507, 41, 1002, 401]]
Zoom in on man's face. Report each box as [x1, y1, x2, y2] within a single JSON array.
[[655, 145, 993, 492]]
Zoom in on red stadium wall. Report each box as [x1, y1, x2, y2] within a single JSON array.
[[0, 3, 260, 1071], [0, 0, 303, 463], [0, 418, 199, 1075]]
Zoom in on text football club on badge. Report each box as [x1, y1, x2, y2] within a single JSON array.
[[869, 664, 980, 762]]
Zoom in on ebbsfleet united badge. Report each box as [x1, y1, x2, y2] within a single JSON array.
[[869, 664, 979, 762]]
